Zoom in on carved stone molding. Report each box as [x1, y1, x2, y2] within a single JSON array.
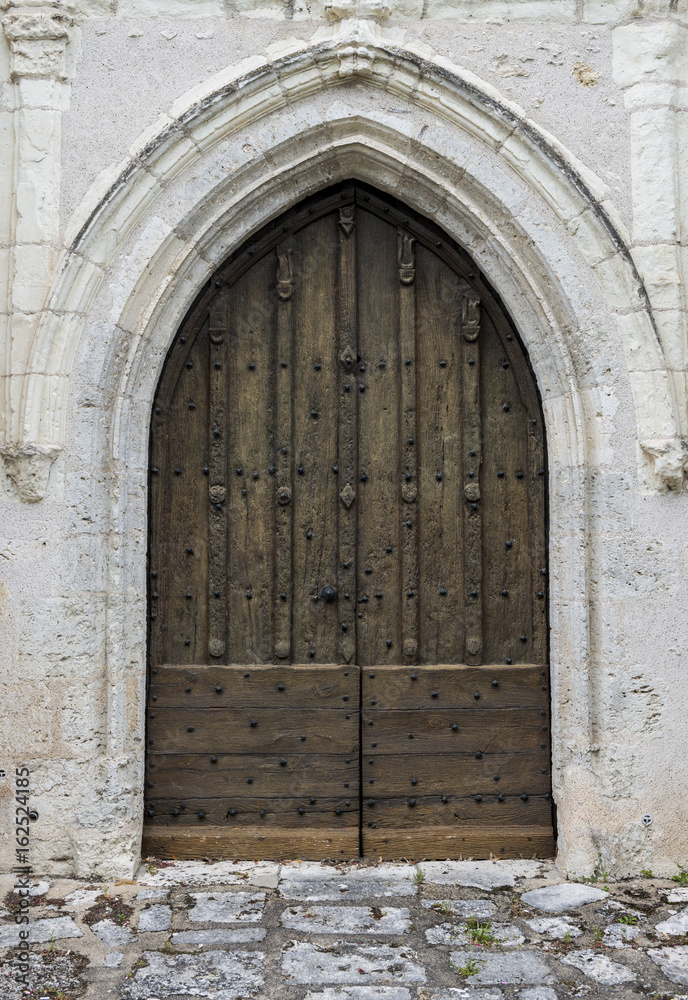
[[640, 439, 688, 493], [2, 5, 74, 80], [0, 444, 60, 502], [326, 0, 391, 20]]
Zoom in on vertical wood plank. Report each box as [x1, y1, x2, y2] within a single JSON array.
[[398, 230, 419, 666], [337, 202, 358, 665], [274, 247, 294, 661], [226, 256, 275, 664], [291, 214, 339, 664], [415, 248, 463, 664], [208, 291, 229, 662], [461, 289, 483, 666]]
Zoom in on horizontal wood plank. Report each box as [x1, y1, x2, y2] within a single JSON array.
[[361, 709, 550, 754], [363, 825, 555, 860], [148, 708, 358, 754], [362, 664, 549, 710], [143, 827, 360, 861], [364, 753, 551, 795], [149, 754, 358, 798], [151, 664, 359, 709], [147, 797, 359, 827], [362, 794, 552, 827]]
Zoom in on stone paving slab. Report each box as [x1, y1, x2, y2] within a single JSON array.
[[283, 941, 427, 984], [2, 860, 688, 999], [450, 949, 557, 985], [281, 904, 412, 934], [122, 948, 265, 998]]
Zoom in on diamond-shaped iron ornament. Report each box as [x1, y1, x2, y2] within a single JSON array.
[[339, 345, 356, 370]]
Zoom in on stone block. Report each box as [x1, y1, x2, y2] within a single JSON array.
[[655, 906, 688, 936], [648, 945, 688, 985], [137, 859, 280, 887], [137, 903, 171, 932], [0, 916, 83, 946], [449, 950, 556, 985], [92, 918, 134, 945], [123, 949, 265, 999], [281, 905, 411, 935], [422, 899, 496, 919], [189, 890, 266, 923], [282, 941, 426, 985], [172, 928, 267, 945], [422, 860, 542, 890], [525, 916, 582, 939], [118, 0, 224, 15], [520, 883, 608, 911], [303, 991, 412, 1000], [427, 921, 524, 946], [279, 862, 417, 900], [561, 948, 636, 985]]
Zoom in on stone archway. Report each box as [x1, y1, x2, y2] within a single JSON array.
[[17, 19, 674, 876]]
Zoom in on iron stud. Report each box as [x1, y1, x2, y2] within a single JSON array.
[[333, 466, 339, 473], [309, 649, 315, 658], [185, 687, 191, 693], [298, 807, 305, 815], [361, 473, 368, 482], [242, 489, 247, 497], [406, 520, 413, 528], [431, 691, 438, 699], [236, 467, 243, 476], [375, 591, 382, 599], [211, 756, 218, 763], [492, 679, 499, 687], [439, 360, 447, 368], [310, 797, 316, 804], [452, 724, 458, 731], [344, 383, 350, 391], [248, 362, 255, 370], [187, 726, 194, 732], [506, 658, 512, 664], [280, 758, 287, 766], [246, 591, 252, 599], [298, 465, 304, 474], [386, 546, 393, 553], [502, 589, 509, 596], [365, 566, 372, 574], [172, 809, 179, 816], [436, 473, 443, 481], [407, 438, 414, 445], [442, 795, 448, 803], [311, 410, 318, 419], [280, 592, 286, 600], [521, 794, 528, 801], [215, 685, 223, 693], [439, 587, 447, 596], [250, 719, 257, 727], [359, 384, 365, 393], [386, 639, 392, 647], [411, 778, 417, 785], [475, 795, 482, 802], [468, 358, 475, 366], [268, 466, 275, 474], [516, 471, 524, 479], [475, 751, 483, 759], [474, 692, 480, 700], [175, 467, 182, 475], [506, 540, 513, 548], [408, 799, 416, 807], [197, 811, 205, 819], [315, 364, 321, 371], [335, 807, 342, 815], [306, 531, 312, 539], [229, 808, 237, 816]]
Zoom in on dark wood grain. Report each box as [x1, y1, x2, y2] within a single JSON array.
[[146, 181, 552, 861]]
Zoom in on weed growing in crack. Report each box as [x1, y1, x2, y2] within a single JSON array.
[[452, 956, 482, 978], [671, 863, 688, 886], [413, 869, 425, 886], [466, 918, 496, 946]]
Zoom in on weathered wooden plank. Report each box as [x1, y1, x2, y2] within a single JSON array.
[[398, 228, 420, 667], [274, 244, 295, 661], [226, 255, 276, 664], [355, 207, 403, 667], [416, 245, 463, 664], [208, 290, 229, 662], [291, 213, 339, 664], [461, 286, 483, 666], [148, 708, 359, 755], [364, 753, 551, 795], [142, 827, 360, 861], [362, 795, 552, 828], [362, 664, 549, 710], [158, 323, 210, 665], [361, 709, 551, 754], [148, 754, 359, 798], [146, 797, 359, 827], [337, 198, 358, 666], [363, 825, 555, 861], [150, 664, 359, 709]]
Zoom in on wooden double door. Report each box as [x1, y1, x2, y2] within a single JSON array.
[[144, 183, 553, 861]]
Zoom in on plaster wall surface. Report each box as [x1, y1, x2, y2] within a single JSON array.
[[0, 0, 687, 880]]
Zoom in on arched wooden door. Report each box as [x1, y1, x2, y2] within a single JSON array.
[[143, 183, 553, 861]]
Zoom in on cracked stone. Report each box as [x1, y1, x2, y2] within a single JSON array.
[[279, 863, 416, 901], [172, 928, 266, 946], [92, 919, 134, 946], [137, 860, 280, 888], [422, 899, 497, 919], [136, 889, 167, 900], [281, 941, 426, 984], [62, 889, 104, 908], [121, 949, 265, 998], [426, 921, 524, 946], [525, 917, 582, 939], [648, 944, 688, 985], [656, 906, 688, 936], [518, 990, 559, 1000], [603, 922, 640, 947], [421, 860, 542, 890], [450, 950, 557, 985], [189, 890, 265, 923], [137, 903, 172, 932], [0, 916, 83, 947], [13, 880, 50, 897], [668, 888, 688, 903], [561, 948, 636, 985], [281, 905, 411, 935], [520, 884, 608, 912], [102, 951, 124, 967], [304, 991, 412, 1000], [426, 991, 504, 1000]]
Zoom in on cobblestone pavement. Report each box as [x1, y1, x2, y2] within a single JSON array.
[[2, 859, 688, 999]]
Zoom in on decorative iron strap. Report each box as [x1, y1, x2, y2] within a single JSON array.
[[274, 248, 295, 660], [337, 204, 357, 664], [208, 288, 229, 660], [398, 229, 419, 663], [461, 289, 482, 664]]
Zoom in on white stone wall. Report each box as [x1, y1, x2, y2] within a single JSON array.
[[0, 0, 687, 879]]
